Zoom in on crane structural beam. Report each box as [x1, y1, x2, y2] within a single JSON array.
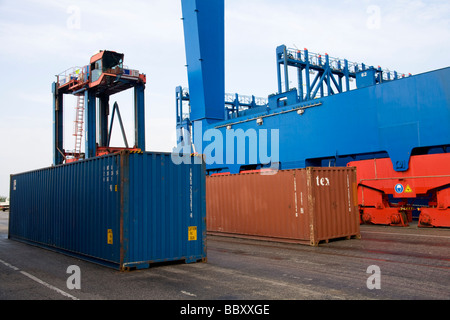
[[181, 0, 225, 129]]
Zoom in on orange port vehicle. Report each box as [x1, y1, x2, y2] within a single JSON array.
[[349, 153, 450, 228], [53, 50, 146, 164]]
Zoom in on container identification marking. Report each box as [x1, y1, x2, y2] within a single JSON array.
[[188, 226, 197, 241], [316, 176, 330, 186], [107, 229, 113, 244], [293, 174, 298, 217]]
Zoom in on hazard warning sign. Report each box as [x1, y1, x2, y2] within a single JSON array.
[[405, 185, 413, 193]]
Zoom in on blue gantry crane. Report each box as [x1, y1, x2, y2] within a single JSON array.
[[178, 0, 450, 227]]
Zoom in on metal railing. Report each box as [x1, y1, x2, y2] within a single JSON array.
[[57, 66, 88, 86], [284, 47, 410, 79]]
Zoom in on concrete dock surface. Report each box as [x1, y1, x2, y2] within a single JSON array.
[[1, 210, 449, 301]]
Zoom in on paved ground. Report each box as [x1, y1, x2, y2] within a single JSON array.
[[1, 210, 449, 303]]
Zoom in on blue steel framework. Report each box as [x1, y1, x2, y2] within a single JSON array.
[[176, 86, 268, 145], [179, 0, 450, 176], [276, 45, 409, 102], [52, 52, 146, 166]]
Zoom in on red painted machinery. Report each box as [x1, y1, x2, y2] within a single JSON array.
[[348, 153, 450, 227], [55, 50, 147, 164]]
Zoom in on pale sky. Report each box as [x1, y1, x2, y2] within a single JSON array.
[[0, 0, 449, 196]]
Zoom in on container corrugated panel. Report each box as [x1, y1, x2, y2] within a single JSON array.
[[9, 151, 206, 270], [206, 167, 360, 246]]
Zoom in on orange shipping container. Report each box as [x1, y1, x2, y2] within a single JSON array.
[[206, 167, 360, 246]]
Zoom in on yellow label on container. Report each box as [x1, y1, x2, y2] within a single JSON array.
[[107, 229, 113, 244], [188, 226, 197, 241]]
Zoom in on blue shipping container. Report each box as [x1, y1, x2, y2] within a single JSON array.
[[9, 151, 206, 271]]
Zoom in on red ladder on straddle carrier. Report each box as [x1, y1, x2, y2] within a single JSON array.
[[73, 95, 85, 160]]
